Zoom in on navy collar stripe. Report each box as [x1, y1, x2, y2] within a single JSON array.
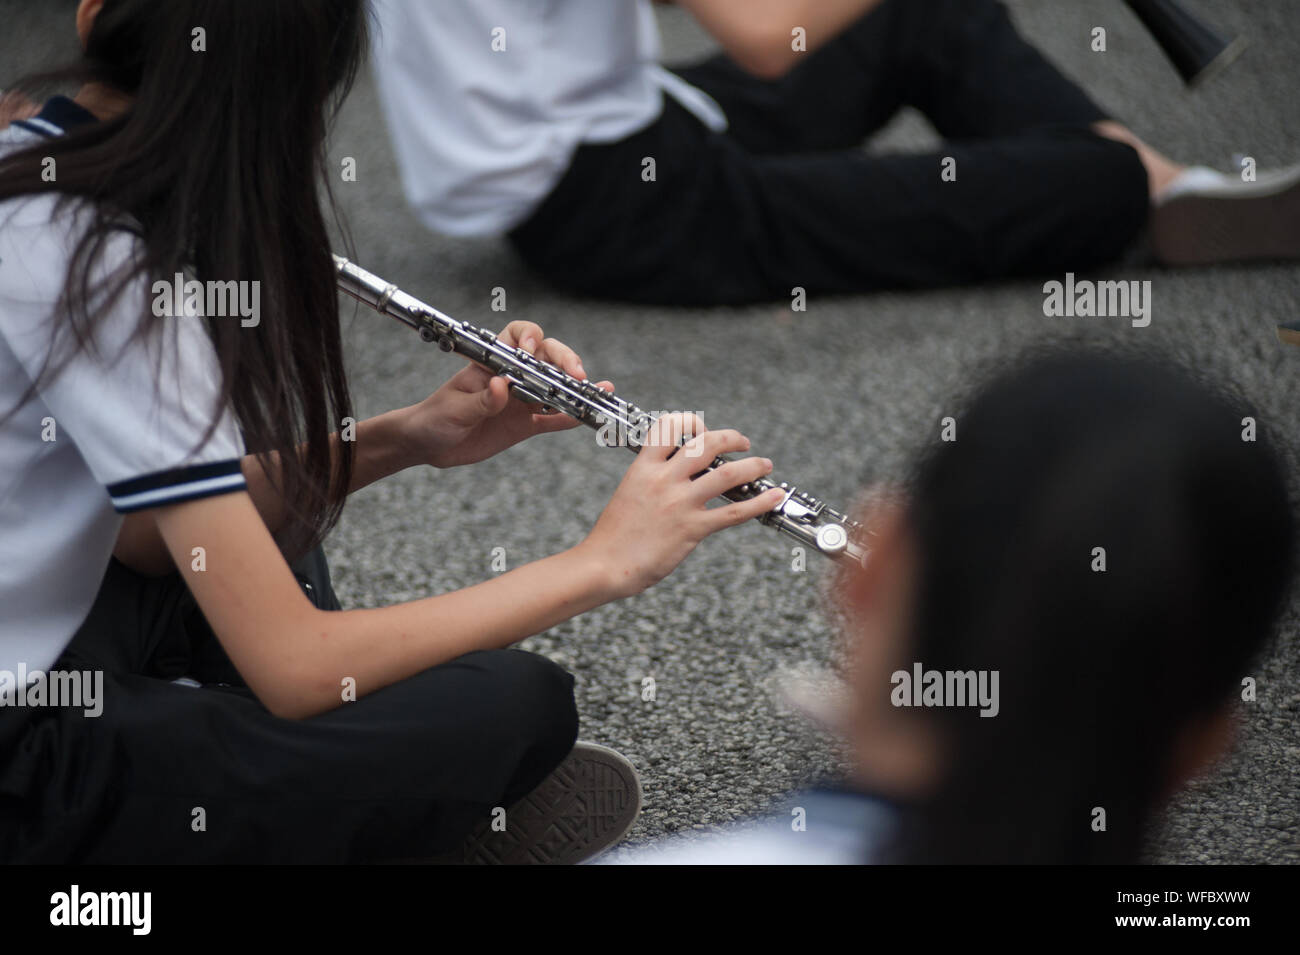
[[13, 95, 99, 138]]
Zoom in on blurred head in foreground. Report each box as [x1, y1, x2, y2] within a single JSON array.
[[838, 348, 1295, 864]]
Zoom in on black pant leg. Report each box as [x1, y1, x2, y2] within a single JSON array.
[[671, 0, 1111, 155], [509, 99, 1149, 304], [670, 47, 902, 155], [510, 0, 1144, 303], [0, 648, 577, 863], [1, 546, 579, 862], [742, 127, 1148, 294], [887, 0, 1112, 137]]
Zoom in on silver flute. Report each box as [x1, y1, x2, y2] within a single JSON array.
[[334, 255, 868, 566]]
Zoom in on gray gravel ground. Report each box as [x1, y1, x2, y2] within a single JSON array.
[[4, 1, 1298, 863]]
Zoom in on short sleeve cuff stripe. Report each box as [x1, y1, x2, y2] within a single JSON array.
[[107, 459, 247, 513]]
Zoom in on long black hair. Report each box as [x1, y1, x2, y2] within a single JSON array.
[[0, 0, 370, 555], [886, 348, 1294, 864]]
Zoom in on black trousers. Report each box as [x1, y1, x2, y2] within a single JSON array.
[[508, 0, 1151, 305], [0, 549, 578, 863]]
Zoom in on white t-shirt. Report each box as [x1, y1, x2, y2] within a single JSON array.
[[371, 0, 728, 237], [0, 113, 247, 674]]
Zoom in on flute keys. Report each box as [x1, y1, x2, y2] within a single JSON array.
[[815, 524, 849, 555]]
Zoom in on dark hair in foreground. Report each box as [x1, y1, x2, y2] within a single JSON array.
[[886, 348, 1295, 864], [0, 0, 371, 554]]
